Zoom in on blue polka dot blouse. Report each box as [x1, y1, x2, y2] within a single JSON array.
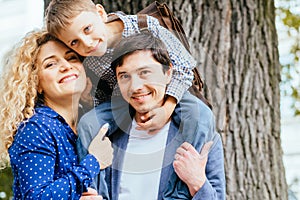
[[9, 104, 100, 200]]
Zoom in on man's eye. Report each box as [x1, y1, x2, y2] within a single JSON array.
[[120, 74, 130, 80], [140, 70, 150, 75]]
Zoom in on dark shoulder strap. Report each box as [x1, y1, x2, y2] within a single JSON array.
[[137, 14, 149, 32], [106, 11, 126, 23]]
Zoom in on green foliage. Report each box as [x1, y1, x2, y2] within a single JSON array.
[[0, 168, 13, 200], [276, 0, 300, 115]]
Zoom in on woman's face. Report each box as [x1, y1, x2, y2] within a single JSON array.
[[36, 40, 86, 106]]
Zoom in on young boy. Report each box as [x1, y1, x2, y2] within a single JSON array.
[[45, 0, 215, 196]]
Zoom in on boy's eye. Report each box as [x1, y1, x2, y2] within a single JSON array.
[[70, 40, 78, 46], [84, 25, 92, 33]]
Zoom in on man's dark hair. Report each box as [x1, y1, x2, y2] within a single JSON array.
[[111, 31, 171, 73]]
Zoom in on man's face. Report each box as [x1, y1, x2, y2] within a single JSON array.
[[116, 50, 172, 115], [57, 10, 108, 57]]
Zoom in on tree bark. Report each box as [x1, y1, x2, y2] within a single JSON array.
[[43, 0, 288, 199]]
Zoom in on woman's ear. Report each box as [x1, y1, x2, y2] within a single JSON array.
[[96, 4, 108, 22], [37, 84, 43, 94]]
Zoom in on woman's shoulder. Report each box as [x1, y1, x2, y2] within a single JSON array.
[[15, 105, 61, 139]]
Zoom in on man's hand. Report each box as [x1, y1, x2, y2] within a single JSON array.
[[80, 77, 94, 108], [173, 141, 213, 196], [136, 96, 176, 134], [80, 187, 103, 200], [88, 123, 113, 169]]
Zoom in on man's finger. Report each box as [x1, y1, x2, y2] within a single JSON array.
[[199, 141, 213, 158]]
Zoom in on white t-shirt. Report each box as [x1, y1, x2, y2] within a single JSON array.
[[118, 119, 170, 200]]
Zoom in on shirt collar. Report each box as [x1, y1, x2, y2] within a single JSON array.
[[35, 104, 61, 119]]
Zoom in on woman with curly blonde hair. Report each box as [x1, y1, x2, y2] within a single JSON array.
[[0, 29, 104, 199]]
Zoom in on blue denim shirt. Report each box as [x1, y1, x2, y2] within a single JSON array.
[[77, 97, 226, 199], [105, 99, 226, 200], [9, 105, 100, 200]]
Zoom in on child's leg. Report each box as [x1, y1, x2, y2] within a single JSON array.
[[110, 95, 134, 132], [76, 97, 131, 160], [76, 101, 116, 197], [173, 91, 215, 151], [77, 101, 115, 159]]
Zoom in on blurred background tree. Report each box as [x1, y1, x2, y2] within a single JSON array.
[[276, 0, 300, 115], [0, 0, 294, 199]]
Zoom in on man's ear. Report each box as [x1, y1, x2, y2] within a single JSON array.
[[166, 63, 173, 84], [96, 4, 108, 22]]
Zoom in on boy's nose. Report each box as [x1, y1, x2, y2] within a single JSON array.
[[82, 36, 94, 47]]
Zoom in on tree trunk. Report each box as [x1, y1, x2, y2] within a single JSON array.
[[43, 0, 288, 199]]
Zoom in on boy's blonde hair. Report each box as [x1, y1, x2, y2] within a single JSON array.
[[45, 0, 98, 37]]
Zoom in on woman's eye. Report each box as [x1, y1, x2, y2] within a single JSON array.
[[67, 55, 79, 61], [45, 62, 56, 68]]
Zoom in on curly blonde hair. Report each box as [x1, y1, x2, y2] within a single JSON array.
[[0, 29, 61, 169]]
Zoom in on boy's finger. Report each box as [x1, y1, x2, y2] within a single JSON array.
[[136, 119, 152, 129], [140, 111, 154, 122]]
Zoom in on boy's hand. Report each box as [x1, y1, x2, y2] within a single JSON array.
[[80, 188, 103, 200], [136, 106, 168, 134], [136, 96, 176, 134], [173, 141, 213, 196], [88, 123, 113, 169], [80, 77, 94, 108]]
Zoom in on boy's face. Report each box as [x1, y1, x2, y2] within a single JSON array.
[[57, 11, 108, 57], [116, 50, 172, 116]]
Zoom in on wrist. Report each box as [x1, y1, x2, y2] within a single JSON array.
[[188, 176, 206, 196], [163, 96, 177, 110]]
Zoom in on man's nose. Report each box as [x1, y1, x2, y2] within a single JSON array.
[[130, 76, 144, 92]]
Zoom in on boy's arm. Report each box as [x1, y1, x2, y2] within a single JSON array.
[[137, 19, 196, 132], [154, 23, 196, 102], [136, 96, 176, 133]]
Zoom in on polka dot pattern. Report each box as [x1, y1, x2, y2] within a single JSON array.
[[9, 105, 100, 199]]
